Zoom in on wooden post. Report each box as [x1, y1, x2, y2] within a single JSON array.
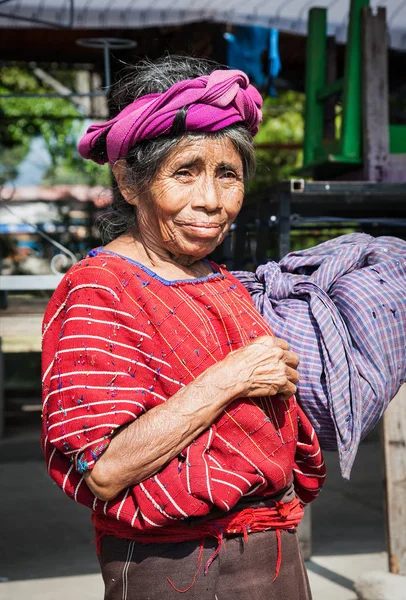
[[361, 7, 390, 181], [298, 507, 312, 560], [383, 385, 406, 575], [91, 71, 109, 118], [386, 154, 406, 183], [74, 70, 92, 115]]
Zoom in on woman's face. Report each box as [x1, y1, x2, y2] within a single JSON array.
[[130, 136, 245, 262]]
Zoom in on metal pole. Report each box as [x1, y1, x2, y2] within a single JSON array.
[[103, 41, 111, 91]]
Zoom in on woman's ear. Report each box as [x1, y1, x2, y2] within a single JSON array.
[[112, 160, 138, 206]]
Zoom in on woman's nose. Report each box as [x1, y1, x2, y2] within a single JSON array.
[[192, 177, 221, 212]]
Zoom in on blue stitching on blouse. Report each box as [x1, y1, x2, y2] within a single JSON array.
[[88, 248, 225, 286]]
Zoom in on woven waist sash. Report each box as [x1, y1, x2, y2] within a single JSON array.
[[93, 496, 304, 590]]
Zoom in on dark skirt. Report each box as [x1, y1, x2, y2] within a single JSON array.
[[99, 529, 312, 600]]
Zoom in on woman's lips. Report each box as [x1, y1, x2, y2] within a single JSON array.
[[178, 222, 223, 237]]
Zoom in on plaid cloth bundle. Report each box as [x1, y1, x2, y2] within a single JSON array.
[[234, 233, 406, 478]]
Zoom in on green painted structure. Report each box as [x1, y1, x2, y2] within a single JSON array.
[[302, 0, 406, 177]]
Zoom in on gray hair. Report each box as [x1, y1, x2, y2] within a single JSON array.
[[97, 56, 256, 243]]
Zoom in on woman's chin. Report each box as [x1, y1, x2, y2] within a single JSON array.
[[170, 242, 218, 264], [168, 235, 223, 260]]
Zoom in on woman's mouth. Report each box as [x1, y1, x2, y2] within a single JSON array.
[[178, 222, 223, 237]]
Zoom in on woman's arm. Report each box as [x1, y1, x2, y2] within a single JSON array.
[[85, 336, 299, 501]]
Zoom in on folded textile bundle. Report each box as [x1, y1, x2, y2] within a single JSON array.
[[234, 233, 406, 478]]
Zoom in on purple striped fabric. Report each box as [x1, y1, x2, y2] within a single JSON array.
[[234, 233, 406, 478]]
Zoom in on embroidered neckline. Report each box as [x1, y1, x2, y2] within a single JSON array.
[[88, 247, 226, 286]]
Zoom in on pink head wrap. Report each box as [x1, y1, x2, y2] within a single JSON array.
[[78, 69, 262, 165]]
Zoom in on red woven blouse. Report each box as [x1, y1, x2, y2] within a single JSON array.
[[41, 250, 325, 535]]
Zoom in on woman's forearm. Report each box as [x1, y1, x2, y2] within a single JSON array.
[[84, 335, 300, 502], [84, 359, 243, 501]]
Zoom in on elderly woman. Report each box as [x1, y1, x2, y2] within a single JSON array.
[[41, 56, 325, 600]]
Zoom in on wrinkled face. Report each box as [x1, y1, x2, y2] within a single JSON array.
[[135, 136, 245, 261]]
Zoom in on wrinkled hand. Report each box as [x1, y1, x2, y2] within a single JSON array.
[[223, 336, 300, 401]]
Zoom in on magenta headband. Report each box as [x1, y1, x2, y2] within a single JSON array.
[[78, 69, 262, 165]]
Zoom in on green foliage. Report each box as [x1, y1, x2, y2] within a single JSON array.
[[248, 90, 305, 193], [0, 65, 109, 186], [0, 142, 31, 184], [1, 66, 305, 190], [39, 119, 110, 186], [0, 66, 79, 142]]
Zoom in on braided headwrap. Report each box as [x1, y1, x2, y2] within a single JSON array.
[[78, 69, 262, 165]]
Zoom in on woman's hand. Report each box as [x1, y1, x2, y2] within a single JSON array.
[[221, 336, 300, 401]]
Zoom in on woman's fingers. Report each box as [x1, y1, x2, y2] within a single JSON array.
[[253, 338, 299, 368], [283, 350, 300, 369], [278, 372, 298, 398], [285, 365, 300, 385], [254, 337, 299, 367], [269, 336, 290, 351], [251, 336, 289, 351]]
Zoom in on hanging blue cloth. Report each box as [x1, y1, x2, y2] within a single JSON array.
[[224, 25, 282, 96], [269, 28, 282, 96]]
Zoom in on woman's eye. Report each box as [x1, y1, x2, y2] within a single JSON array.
[[221, 170, 237, 179], [175, 169, 193, 179]]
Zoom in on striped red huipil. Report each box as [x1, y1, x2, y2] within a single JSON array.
[[41, 250, 325, 534]]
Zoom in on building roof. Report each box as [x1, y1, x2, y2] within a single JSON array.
[[1, 0, 405, 50]]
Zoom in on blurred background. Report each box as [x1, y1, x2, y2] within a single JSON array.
[[0, 1, 405, 598]]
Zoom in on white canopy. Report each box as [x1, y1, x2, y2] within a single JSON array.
[[1, 0, 405, 50]]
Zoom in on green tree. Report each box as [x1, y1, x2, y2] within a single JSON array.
[[248, 90, 304, 194], [0, 65, 109, 186]]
